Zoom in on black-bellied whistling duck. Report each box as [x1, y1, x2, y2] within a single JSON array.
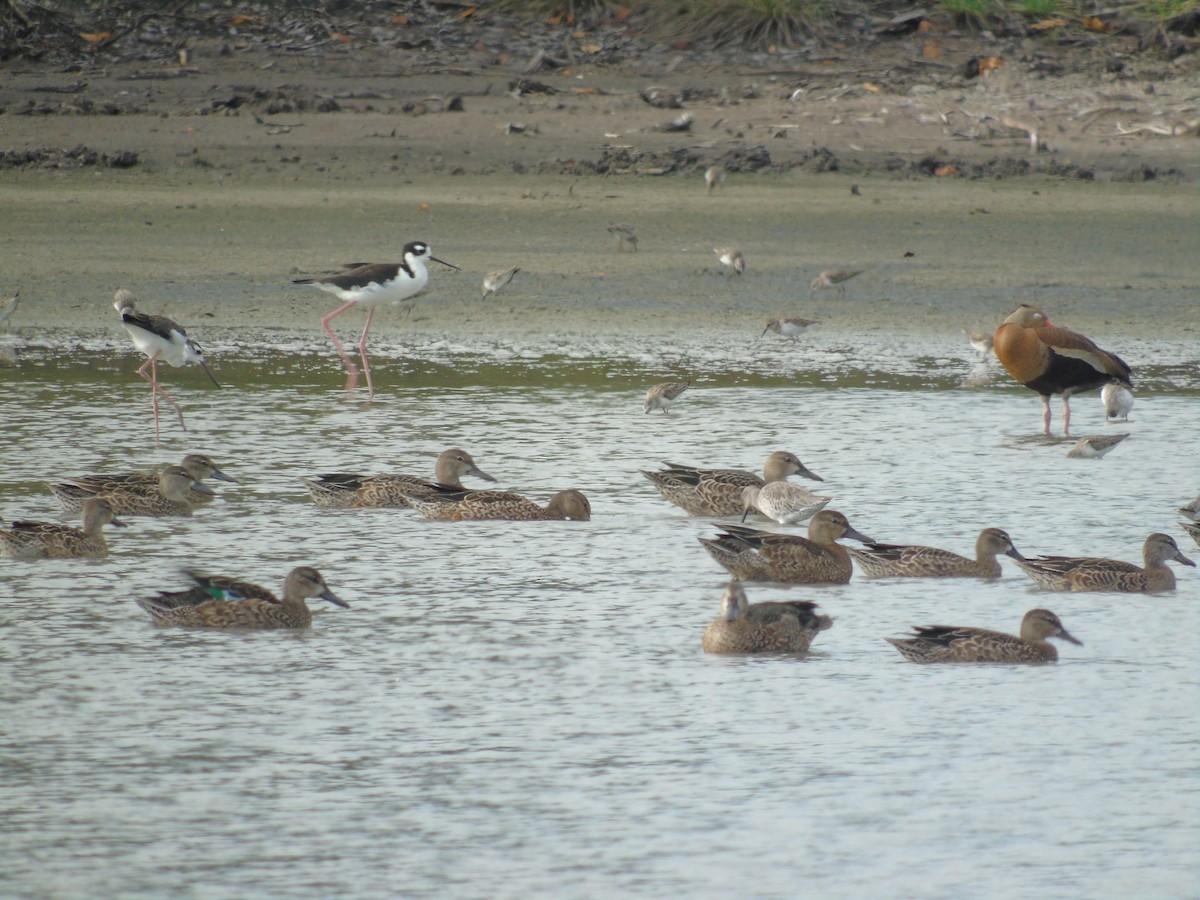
[[993, 304, 1132, 436]]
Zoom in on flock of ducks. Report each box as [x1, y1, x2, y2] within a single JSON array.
[[2, 240, 1194, 656]]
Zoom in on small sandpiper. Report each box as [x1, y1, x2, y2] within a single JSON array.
[[294, 240, 460, 398], [761, 317, 819, 342], [1066, 433, 1129, 459], [113, 289, 220, 440], [481, 266, 520, 300], [713, 247, 745, 277], [962, 327, 994, 356], [643, 380, 690, 415], [607, 222, 638, 252], [1101, 383, 1134, 421], [0, 290, 19, 331], [810, 268, 864, 299], [704, 165, 726, 194]]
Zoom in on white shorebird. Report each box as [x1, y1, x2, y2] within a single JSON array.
[[761, 317, 819, 343], [607, 222, 638, 252], [0, 290, 19, 331], [1066, 433, 1129, 459], [643, 380, 690, 415], [740, 483, 831, 525], [294, 240, 459, 399], [713, 247, 745, 277], [704, 165, 726, 194], [113, 289, 219, 440], [810, 268, 864, 299], [482, 266, 520, 300], [1101, 383, 1134, 421]]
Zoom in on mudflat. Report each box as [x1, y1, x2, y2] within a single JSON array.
[[1, 14, 1197, 341]]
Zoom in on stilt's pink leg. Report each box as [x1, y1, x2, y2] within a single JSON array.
[[357, 307, 376, 399], [1041, 396, 1052, 436], [321, 300, 361, 392], [136, 352, 187, 436], [137, 352, 163, 440]]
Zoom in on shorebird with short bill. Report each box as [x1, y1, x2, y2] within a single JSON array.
[[294, 240, 460, 398], [761, 317, 818, 343], [714, 247, 745, 277], [482, 266, 520, 300], [607, 223, 638, 252], [810, 269, 863, 298], [704, 165, 726, 194], [0, 290, 19, 331], [643, 380, 690, 415], [113, 289, 219, 440]]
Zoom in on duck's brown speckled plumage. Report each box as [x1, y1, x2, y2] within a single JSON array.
[[0, 497, 127, 559], [886, 609, 1082, 664], [136, 566, 347, 628], [51, 466, 212, 517], [699, 510, 873, 584], [1014, 533, 1195, 592], [643, 451, 822, 517], [48, 453, 236, 514], [404, 487, 591, 521], [303, 448, 495, 509], [701, 580, 833, 654], [849, 528, 1023, 579]]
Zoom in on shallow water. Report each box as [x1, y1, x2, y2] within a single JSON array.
[[1, 332, 1197, 899]]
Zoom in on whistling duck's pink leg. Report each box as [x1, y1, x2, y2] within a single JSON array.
[[1061, 397, 1072, 437], [321, 300, 360, 392], [1041, 396, 1052, 437], [357, 307, 376, 399], [136, 352, 187, 436]]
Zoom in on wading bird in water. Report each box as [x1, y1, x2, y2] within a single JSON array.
[[294, 240, 459, 399], [992, 304, 1132, 436], [113, 289, 219, 440]]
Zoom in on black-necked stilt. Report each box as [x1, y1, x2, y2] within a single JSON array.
[[481, 266, 520, 300], [713, 247, 744, 277], [113, 289, 219, 440], [809, 268, 864, 298], [0, 290, 19, 331], [293, 240, 459, 398]]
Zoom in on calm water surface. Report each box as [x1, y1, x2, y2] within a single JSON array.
[[1, 329, 1197, 899]]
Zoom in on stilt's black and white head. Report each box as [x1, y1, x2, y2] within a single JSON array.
[[404, 241, 460, 273]]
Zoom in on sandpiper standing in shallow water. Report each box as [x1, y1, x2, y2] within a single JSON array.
[[294, 240, 460, 399], [1066, 433, 1129, 459], [713, 247, 745, 277], [962, 327, 994, 356], [113, 289, 219, 440], [704, 165, 726, 194], [810, 269, 864, 299], [607, 223, 638, 252], [0, 290, 19, 331], [761, 317, 819, 343], [643, 380, 690, 415], [1101, 383, 1134, 421], [481, 266, 520, 300]]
